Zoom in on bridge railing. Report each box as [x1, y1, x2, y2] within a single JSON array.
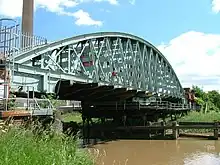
[[88, 101, 192, 111], [140, 101, 191, 110], [18, 31, 48, 53]]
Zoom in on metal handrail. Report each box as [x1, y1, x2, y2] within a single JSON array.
[[0, 98, 54, 111], [81, 101, 191, 111], [1, 24, 47, 57]]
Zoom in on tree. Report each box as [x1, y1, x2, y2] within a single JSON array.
[[207, 90, 220, 109], [192, 85, 208, 101], [192, 86, 220, 112]]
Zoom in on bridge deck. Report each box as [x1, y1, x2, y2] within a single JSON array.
[[56, 81, 182, 103]]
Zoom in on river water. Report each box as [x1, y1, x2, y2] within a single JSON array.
[[89, 139, 220, 165]]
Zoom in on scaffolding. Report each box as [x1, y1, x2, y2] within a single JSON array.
[[0, 18, 15, 101], [0, 18, 47, 91], [0, 18, 49, 112]]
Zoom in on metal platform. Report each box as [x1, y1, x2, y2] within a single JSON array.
[[0, 97, 54, 119]]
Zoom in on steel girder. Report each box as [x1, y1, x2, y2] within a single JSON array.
[[10, 32, 183, 98]]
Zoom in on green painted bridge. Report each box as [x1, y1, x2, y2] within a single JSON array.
[[1, 22, 184, 103]]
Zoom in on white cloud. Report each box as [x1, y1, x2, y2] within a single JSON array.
[[157, 31, 220, 91], [212, 0, 220, 13], [129, 0, 135, 5], [108, 0, 118, 5], [0, 0, 23, 18], [72, 9, 102, 26], [35, 0, 78, 13], [94, 0, 118, 5], [0, 0, 104, 26]]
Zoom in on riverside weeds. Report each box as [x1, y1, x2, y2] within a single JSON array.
[[179, 111, 220, 122], [0, 123, 94, 165], [178, 111, 220, 133]]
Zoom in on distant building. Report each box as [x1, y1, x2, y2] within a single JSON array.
[[184, 88, 197, 109]]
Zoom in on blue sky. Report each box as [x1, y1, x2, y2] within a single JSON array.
[[34, 0, 220, 45], [33, 0, 220, 45], [1, 0, 220, 91]]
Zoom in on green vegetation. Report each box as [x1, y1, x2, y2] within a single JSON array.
[[61, 112, 101, 124], [62, 112, 83, 123], [193, 86, 220, 113], [7, 93, 18, 110], [179, 111, 220, 122], [178, 111, 220, 133], [40, 93, 67, 108], [178, 86, 220, 133], [46, 94, 67, 108], [0, 126, 94, 165]]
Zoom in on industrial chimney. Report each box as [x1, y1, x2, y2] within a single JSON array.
[[21, 0, 34, 48]]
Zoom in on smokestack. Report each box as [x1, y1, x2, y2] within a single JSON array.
[[21, 0, 34, 48]]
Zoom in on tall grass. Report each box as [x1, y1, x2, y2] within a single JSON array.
[[0, 125, 94, 165]]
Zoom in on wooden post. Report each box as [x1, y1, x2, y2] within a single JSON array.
[[123, 115, 127, 126], [82, 115, 86, 146], [27, 86, 30, 110], [172, 121, 179, 139], [143, 115, 146, 126], [148, 121, 152, 139], [213, 122, 219, 140], [161, 121, 166, 137], [52, 110, 63, 134], [86, 117, 90, 144]]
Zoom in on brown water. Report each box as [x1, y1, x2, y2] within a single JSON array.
[[89, 139, 220, 165]]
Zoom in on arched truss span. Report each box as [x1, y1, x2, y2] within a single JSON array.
[[13, 32, 183, 98]]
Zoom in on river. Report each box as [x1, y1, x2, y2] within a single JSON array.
[[88, 139, 220, 165]]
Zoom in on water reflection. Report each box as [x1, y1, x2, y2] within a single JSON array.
[[183, 152, 220, 165], [89, 140, 220, 165]]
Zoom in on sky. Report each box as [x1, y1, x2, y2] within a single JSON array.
[[0, 0, 220, 91]]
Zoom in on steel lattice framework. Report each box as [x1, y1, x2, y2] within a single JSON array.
[[9, 32, 183, 99]]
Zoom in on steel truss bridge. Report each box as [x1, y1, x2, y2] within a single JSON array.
[[1, 21, 193, 127], [5, 32, 183, 100]]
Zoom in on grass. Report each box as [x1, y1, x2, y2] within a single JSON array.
[[61, 112, 83, 123], [0, 125, 94, 165], [61, 112, 100, 124], [179, 111, 220, 122], [178, 111, 220, 133]]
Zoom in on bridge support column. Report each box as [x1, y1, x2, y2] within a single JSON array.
[[43, 74, 48, 92], [213, 122, 219, 140], [172, 121, 179, 139]]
